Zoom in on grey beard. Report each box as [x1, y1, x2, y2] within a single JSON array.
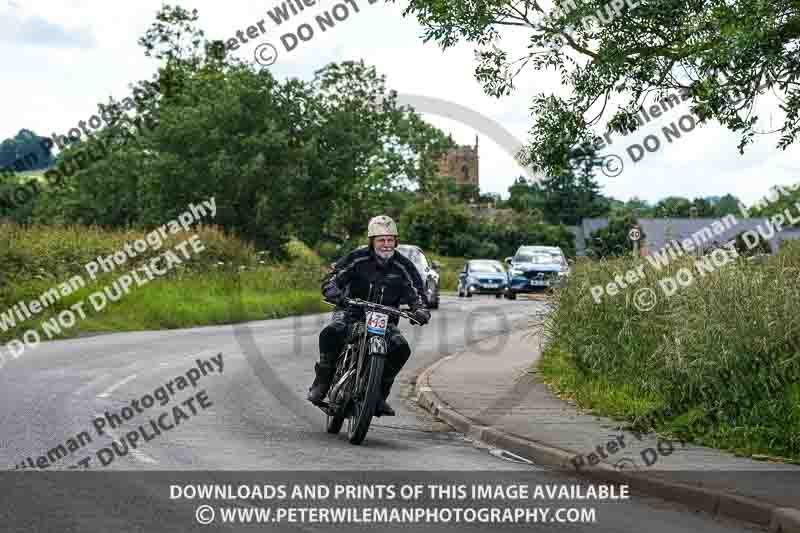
[[375, 249, 395, 261]]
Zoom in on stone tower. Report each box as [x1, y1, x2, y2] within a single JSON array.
[[435, 135, 479, 187]]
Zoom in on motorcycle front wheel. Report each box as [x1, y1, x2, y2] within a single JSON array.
[[347, 355, 384, 445], [326, 413, 345, 434]]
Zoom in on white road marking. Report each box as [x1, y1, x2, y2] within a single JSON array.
[[73, 373, 110, 396], [97, 373, 138, 398], [489, 448, 535, 465]]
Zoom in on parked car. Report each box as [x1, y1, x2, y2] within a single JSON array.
[[457, 260, 507, 298], [395, 244, 440, 309], [504, 246, 569, 299]]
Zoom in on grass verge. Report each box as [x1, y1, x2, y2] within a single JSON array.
[[539, 241, 800, 463]]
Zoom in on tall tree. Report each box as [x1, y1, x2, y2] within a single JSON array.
[[0, 130, 54, 172], [539, 169, 608, 225], [397, 0, 800, 178], [30, 5, 455, 257], [654, 196, 693, 217], [311, 60, 454, 244], [714, 194, 744, 216]]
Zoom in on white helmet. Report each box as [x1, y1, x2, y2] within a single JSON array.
[[367, 215, 398, 238]]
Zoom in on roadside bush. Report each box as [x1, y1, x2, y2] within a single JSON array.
[[0, 224, 330, 343], [399, 200, 574, 259], [541, 241, 800, 460], [315, 241, 342, 264], [584, 212, 640, 258], [0, 222, 256, 285]]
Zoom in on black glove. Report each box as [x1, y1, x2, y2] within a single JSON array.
[[322, 283, 342, 304], [411, 307, 431, 325]]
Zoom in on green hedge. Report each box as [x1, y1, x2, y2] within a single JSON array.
[[541, 241, 800, 461]]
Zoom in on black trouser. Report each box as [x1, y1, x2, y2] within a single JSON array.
[[316, 310, 411, 394]]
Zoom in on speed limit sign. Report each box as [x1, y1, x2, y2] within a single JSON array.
[[628, 228, 641, 241]]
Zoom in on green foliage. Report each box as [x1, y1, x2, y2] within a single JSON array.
[[426, 253, 466, 292], [505, 171, 609, 225], [538, 171, 608, 225], [732, 231, 773, 257], [585, 212, 641, 258], [714, 194, 745, 216], [604, 194, 745, 219], [310, 60, 454, 244], [21, 6, 452, 257], [398, 0, 800, 177], [400, 199, 473, 253], [541, 242, 800, 460], [315, 241, 343, 264], [399, 197, 574, 259], [652, 196, 716, 217], [749, 182, 800, 227], [506, 176, 545, 214], [0, 129, 54, 173], [0, 222, 331, 343], [0, 222, 256, 286]]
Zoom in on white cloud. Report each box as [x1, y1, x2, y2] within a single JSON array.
[[0, 4, 95, 48]]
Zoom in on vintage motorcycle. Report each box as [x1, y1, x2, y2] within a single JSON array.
[[315, 296, 420, 445]]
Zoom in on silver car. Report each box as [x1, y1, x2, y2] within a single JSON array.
[[396, 244, 440, 309]]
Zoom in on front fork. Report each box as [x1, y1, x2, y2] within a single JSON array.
[[368, 336, 388, 356], [354, 335, 387, 396]]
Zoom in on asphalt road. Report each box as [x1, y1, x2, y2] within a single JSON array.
[[0, 295, 759, 532]]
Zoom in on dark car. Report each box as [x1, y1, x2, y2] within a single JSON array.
[[395, 244, 440, 309], [457, 260, 508, 298], [504, 246, 569, 299]]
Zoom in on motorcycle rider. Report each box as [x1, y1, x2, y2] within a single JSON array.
[[307, 215, 431, 416]]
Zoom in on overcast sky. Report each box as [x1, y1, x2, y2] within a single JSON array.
[[2, 0, 798, 205]]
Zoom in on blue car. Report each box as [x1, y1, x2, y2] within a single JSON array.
[[504, 246, 569, 299], [457, 260, 508, 298]]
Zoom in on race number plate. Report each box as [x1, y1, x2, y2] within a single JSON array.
[[366, 312, 389, 336]]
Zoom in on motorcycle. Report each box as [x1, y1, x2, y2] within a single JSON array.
[[316, 296, 421, 445]]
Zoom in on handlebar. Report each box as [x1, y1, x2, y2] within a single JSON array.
[[323, 297, 421, 325]]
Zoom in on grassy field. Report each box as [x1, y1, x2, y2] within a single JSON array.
[[0, 223, 330, 343], [539, 242, 800, 462]]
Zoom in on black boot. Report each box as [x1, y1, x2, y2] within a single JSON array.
[[307, 361, 335, 405], [375, 381, 395, 417]]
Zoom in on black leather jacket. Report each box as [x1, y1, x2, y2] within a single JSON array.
[[321, 246, 427, 323]]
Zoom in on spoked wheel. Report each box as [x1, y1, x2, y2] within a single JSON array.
[[326, 353, 351, 434], [347, 355, 384, 445], [326, 413, 345, 434]]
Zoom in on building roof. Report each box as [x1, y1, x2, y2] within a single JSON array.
[[637, 217, 766, 252], [569, 216, 800, 255]]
